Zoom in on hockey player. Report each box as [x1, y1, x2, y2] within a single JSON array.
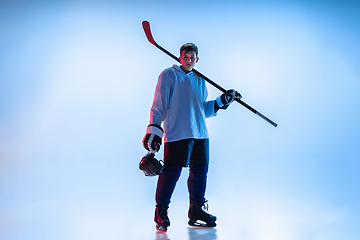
[[142, 43, 241, 231]]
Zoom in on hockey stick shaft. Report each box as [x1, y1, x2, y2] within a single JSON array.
[[192, 69, 277, 127], [142, 21, 277, 128]]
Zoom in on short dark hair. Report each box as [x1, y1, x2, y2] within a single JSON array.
[[180, 43, 198, 58]]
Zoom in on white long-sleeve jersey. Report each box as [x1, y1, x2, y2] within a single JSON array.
[[149, 65, 217, 143]]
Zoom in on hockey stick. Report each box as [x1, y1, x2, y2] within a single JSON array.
[[142, 21, 277, 128]]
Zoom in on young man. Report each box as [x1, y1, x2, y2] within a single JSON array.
[[143, 43, 241, 231]]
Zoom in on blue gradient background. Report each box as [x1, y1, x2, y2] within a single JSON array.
[[1, 1, 359, 240]]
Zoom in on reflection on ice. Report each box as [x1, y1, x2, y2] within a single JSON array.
[[156, 231, 170, 240], [188, 227, 217, 240]]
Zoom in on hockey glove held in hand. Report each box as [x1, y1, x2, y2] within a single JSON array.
[[142, 124, 163, 153], [216, 89, 242, 110]]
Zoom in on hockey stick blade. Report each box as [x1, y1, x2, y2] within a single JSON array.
[[142, 21, 156, 46], [142, 20, 180, 63]]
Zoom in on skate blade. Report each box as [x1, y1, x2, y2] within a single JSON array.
[[188, 219, 216, 227], [156, 224, 168, 232]]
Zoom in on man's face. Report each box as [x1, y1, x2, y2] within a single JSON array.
[[179, 51, 199, 72]]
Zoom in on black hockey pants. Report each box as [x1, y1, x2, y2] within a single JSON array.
[[155, 139, 209, 208]]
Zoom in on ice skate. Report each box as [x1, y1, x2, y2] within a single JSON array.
[[188, 200, 217, 227], [154, 206, 170, 231]]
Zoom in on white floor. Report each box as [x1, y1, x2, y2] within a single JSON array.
[[156, 227, 217, 240], [2, 172, 358, 240]]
